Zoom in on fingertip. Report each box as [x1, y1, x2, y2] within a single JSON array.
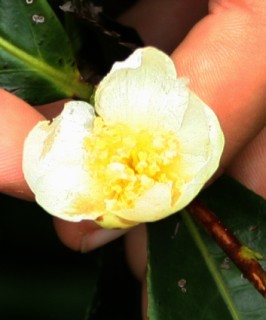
[[226, 127, 266, 198], [53, 218, 127, 252], [0, 90, 45, 199], [53, 219, 99, 251], [125, 224, 147, 281], [36, 98, 71, 119]]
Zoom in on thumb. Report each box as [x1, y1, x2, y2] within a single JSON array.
[[0, 89, 44, 199], [171, 3, 266, 167]]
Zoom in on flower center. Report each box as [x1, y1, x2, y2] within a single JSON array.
[[83, 117, 181, 212]]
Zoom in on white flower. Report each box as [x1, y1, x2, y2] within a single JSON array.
[[23, 47, 224, 229]]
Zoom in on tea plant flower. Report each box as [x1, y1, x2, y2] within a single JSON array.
[[23, 47, 224, 229]]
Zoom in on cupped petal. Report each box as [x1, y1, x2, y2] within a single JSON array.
[[95, 47, 189, 132], [171, 92, 225, 212], [32, 166, 100, 222], [177, 92, 224, 178], [23, 101, 99, 221]]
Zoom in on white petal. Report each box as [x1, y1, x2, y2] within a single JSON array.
[[95, 47, 189, 131], [172, 93, 225, 211], [178, 92, 224, 172], [23, 101, 98, 221], [178, 92, 212, 154], [33, 166, 100, 222]]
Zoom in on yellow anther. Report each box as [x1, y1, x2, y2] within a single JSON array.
[[82, 117, 181, 212]]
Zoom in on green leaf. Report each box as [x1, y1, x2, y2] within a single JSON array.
[[0, 0, 93, 104], [147, 176, 266, 320]]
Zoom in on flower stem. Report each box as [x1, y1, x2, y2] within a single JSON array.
[[188, 199, 266, 298]]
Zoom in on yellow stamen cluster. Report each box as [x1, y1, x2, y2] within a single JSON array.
[[83, 117, 181, 212]]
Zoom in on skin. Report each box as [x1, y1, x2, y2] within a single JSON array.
[[0, 1, 265, 305]]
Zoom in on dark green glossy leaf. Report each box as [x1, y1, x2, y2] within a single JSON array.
[[63, 0, 143, 82], [147, 176, 266, 320], [0, 0, 92, 104]]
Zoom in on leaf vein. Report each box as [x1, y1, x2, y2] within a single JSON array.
[[182, 210, 241, 320]]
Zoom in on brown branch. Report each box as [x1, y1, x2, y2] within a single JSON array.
[[187, 199, 266, 298]]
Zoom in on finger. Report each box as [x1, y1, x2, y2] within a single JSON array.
[[125, 224, 147, 281], [36, 98, 71, 119], [53, 218, 127, 252], [171, 2, 266, 167], [118, 0, 208, 52], [226, 126, 266, 198], [0, 89, 44, 199]]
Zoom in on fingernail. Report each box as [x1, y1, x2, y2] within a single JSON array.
[[81, 228, 127, 253]]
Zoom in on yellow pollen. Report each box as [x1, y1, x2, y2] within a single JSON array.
[[83, 117, 181, 212]]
